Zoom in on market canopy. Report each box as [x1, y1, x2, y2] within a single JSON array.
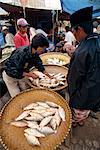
[[0, 0, 62, 10], [60, 0, 100, 17], [0, 7, 8, 15]]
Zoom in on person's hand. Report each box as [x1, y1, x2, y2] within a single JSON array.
[[23, 72, 39, 79], [63, 43, 76, 56], [31, 73, 39, 79]]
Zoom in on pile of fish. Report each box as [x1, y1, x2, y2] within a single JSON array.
[[29, 71, 66, 88], [46, 58, 66, 66], [10, 101, 66, 146]]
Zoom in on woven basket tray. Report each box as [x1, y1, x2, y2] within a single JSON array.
[[40, 52, 70, 66], [0, 89, 72, 150], [27, 65, 68, 91]]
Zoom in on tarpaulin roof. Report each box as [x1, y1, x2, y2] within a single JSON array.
[[0, 0, 61, 10], [0, 7, 8, 15], [60, 0, 100, 17]]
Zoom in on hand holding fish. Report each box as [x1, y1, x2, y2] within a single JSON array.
[[23, 72, 39, 79]]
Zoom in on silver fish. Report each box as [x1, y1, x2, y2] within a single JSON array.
[[37, 102, 50, 108], [25, 115, 43, 121], [24, 128, 45, 137], [24, 133, 40, 146], [54, 110, 61, 126], [50, 117, 57, 130], [38, 126, 56, 135], [10, 121, 28, 127], [25, 121, 39, 129], [39, 116, 52, 127], [29, 112, 44, 120], [15, 110, 30, 121], [58, 106, 66, 121], [41, 108, 56, 117], [46, 101, 59, 108], [24, 103, 38, 110]]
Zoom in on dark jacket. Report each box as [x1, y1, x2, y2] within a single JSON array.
[[4, 45, 45, 79], [67, 33, 100, 111]]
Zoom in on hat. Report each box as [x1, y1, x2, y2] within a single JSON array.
[[70, 7, 93, 28], [17, 18, 29, 26], [2, 26, 8, 31]]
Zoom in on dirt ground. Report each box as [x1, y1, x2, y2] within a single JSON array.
[[0, 92, 100, 150]]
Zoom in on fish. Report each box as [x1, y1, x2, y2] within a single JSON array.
[[34, 78, 40, 87], [37, 102, 50, 108], [25, 121, 39, 129], [24, 128, 45, 137], [15, 110, 30, 121], [38, 126, 55, 135], [31, 109, 47, 114], [10, 121, 28, 127], [24, 133, 40, 146], [29, 112, 44, 120], [25, 115, 43, 121], [50, 117, 57, 130], [23, 103, 38, 110], [58, 106, 66, 121], [54, 110, 61, 126], [34, 106, 47, 110], [33, 71, 45, 78], [41, 108, 56, 117], [46, 101, 59, 108], [39, 116, 52, 127], [59, 81, 65, 85]]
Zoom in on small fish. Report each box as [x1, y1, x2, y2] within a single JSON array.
[[59, 81, 65, 85], [31, 109, 47, 114], [54, 110, 61, 126], [46, 101, 59, 108], [24, 103, 38, 110], [26, 121, 39, 129], [29, 112, 44, 120], [37, 102, 50, 108], [34, 106, 47, 110], [39, 116, 52, 127], [38, 126, 55, 135], [15, 111, 30, 121], [41, 108, 56, 117], [10, 121, 28, 127], [25, 115, 43, 121], [24, 133, 40, 146], [24, 128, 45, 137], [50, 117, 57, 130], [33, 71, 45, 78], [58, 106, 66, 121]]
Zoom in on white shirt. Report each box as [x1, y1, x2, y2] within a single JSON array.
[[36, 29, 47, 37], [65, 31, 76, 45], [5, 33, 14, 46]]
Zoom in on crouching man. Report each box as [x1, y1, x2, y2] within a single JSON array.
[[2, 33, 50, 97]]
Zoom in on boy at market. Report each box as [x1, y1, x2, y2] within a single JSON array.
[[2, 33, 50, 97]]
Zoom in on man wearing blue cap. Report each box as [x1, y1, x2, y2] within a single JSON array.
[[67, 7, 100, 127]]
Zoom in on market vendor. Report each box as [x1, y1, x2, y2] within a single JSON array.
[[67, 7, 100, 127], [2, 33, 50, 97]]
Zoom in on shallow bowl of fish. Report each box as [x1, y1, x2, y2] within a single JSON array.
[[0, 89, 72, 150], [27, 65, 68, 91], [40, 52, 70, 66]]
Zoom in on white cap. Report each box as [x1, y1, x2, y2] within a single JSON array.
[[2, 26, 8, 31]]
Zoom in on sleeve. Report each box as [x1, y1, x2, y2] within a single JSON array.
[[5, 51, 26, 79], [33, 53, 45, 72], [67, 50, 89, 97]]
